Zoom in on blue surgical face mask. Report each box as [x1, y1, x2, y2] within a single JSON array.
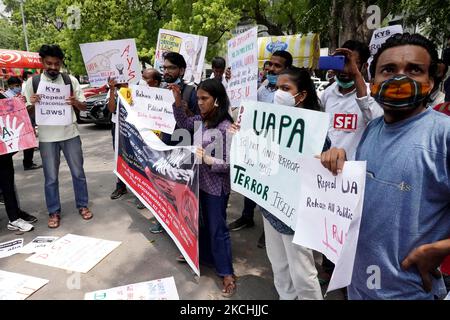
[[174, 78, 182, 86], [335, 76, 354, 89], [11, 87, 22, 95], [266, 74, 278, 86]]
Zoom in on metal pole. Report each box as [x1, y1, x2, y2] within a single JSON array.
[[20, 0, 29, 51]]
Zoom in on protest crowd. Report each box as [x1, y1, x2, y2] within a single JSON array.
[[0, 7, 450, 302]]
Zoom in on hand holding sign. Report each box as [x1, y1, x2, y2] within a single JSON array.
[[0, 114, 24, 152], [320, 147, 347, 176], [30, 94, 41, 105], [167, 83, 183, 107]]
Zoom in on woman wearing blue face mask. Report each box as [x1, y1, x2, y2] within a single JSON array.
[[4, 77, 24, 98]]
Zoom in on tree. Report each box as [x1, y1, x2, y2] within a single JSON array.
[[391, 0, 450, 44], [0, 18, 23, 50]]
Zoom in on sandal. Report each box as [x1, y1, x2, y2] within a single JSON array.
[[48, 213, 61, 228], [79, 207, 93, 220], [221, 275, 237, 298]]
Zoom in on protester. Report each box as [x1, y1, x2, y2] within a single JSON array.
[[428, 60, 448, 108], [321, 40, 383, 161], [210, 56, 230, 89], [320, 33, 450, 299], [228, 50, 294, 249], [140, 68, 162, 87], [21, 71, 33, 96], [108, 70, 163, 210], [230, 67, 326, 299], [170, 78, 236, 297], [5, 76, 41, 171], [107, 78, 130, 201], [25, 44, 92, 229], [258, 60, 271, 87], [149, 52, 199, 233]]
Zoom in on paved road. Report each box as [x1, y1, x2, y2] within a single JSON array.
[[0, 123, 342, 300]]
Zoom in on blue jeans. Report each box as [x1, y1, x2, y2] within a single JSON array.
[[40, 136, 89, 214], [199, 190, 234, 277]]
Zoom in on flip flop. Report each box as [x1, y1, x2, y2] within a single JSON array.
[[221, 275, 237, 298]]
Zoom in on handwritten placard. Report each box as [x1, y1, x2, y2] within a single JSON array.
[[128, 85, 176, 134], [230, 101, 329, 229], [227, 27, 258, 107], [292, 157, 366, 292], [26, 234, 121, 273], [35, 81, 72, 126], [0, 270, 48, 300], [80, 39, 141, 86]]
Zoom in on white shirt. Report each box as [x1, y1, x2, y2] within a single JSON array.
[[320, 82, 383, 160], [257, 84, 276, 103], [210, 73, 228, 89], [24, 73, 86, 143]]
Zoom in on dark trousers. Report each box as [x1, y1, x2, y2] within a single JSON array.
[[23, 148, 34, 168], [111, 123, 126, 189], [0, 154, 20, 221], [199, 190, 234, 277], [242, 197, 257, 220]]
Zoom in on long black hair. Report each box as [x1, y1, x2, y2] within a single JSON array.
[[197, 79, 233, 128], [279, 67, 321, 111]]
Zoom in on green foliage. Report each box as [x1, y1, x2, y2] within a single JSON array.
[[2, 0, 447, 76], [0, 18, 23, 50]]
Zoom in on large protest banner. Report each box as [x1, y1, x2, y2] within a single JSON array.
[[35, 81, 73, 126], [154, 29, 207, 84], [115, 93, 200, 276], [0, 270, 48, 300], [227, 27, 258, 108], [292, 157, 366, 292], [230, 101, 329, 229], [258, 33, 320, 69], [84, 276, 179, 300], [80, 39, 141, 86], [0, 98, 37, 155], [128, 84, 176, 134]]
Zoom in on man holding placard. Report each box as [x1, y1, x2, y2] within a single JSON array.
[[321, 34, 450, 300], [24, 44, 92, 229]]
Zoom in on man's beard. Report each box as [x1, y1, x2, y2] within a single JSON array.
[[45, 70, 60, 79]]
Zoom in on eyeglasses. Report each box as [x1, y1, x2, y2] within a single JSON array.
[[161, 65, 179, 71]]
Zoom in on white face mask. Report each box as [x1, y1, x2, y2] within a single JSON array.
[[274, 89, 299, 107]]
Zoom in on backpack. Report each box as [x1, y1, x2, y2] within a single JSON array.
[[32, 73, 73, 95], [182, 82, 196, 106]]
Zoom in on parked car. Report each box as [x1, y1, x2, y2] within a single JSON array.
[[79, 92, 112, 126], [83, 84, 108, 98]]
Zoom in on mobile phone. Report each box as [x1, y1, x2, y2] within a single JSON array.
[[318, 56, 346, 71]]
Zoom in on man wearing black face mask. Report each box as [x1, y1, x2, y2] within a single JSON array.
[[320, 33, 450, 300], [24, 44, 92, 229]]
